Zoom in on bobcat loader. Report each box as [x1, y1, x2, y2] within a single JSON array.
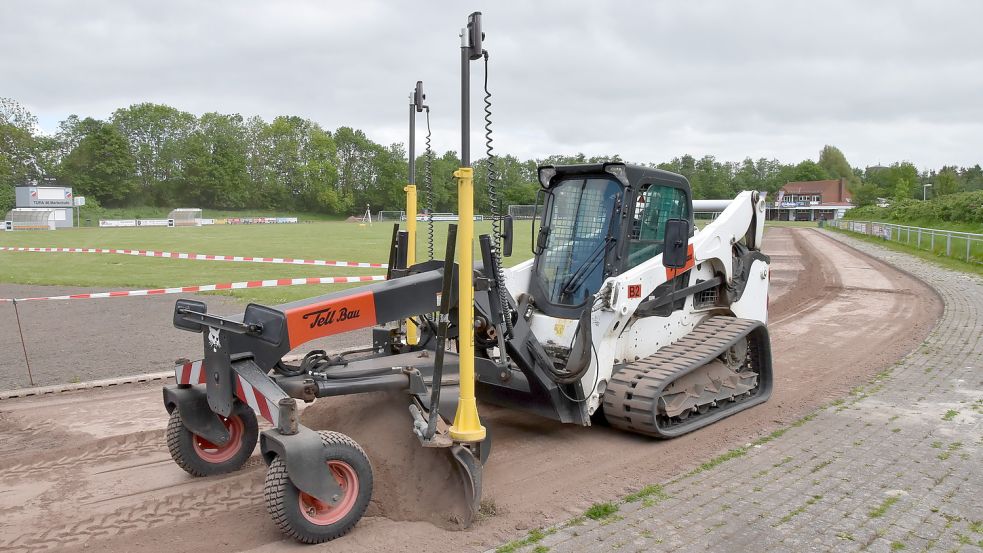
[[159, 12, 772, 543]]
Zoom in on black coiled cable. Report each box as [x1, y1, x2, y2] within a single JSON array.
[[424, 107, 435, 260], [483, 51, 514, 336]]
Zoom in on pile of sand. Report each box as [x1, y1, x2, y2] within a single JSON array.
[[301, 391, 472, 529]]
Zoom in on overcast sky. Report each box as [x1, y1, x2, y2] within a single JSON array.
[[2, 1, 981, 170]]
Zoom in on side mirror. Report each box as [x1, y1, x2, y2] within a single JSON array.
[[502, 215, 514, 257], [662, 219, 690, 269]]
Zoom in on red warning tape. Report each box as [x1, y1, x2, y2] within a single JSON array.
[[0, 246, 387, 268], [0, 275, 385, 302]]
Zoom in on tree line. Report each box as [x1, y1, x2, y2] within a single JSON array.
[[3, 98, 982, 216]]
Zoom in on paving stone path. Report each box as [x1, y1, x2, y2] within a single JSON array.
[[495, 231, 983, 553]]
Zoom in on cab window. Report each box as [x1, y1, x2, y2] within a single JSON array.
[[626, 184, 688, 269]]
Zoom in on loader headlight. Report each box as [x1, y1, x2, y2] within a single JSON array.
[[538, 166, 556, 189]]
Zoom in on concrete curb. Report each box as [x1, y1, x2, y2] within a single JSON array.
[[0, 351, 333, 401], [0, 371, 174, 400]]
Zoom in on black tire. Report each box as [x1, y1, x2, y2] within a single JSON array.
[[263, 431, 373, 544], [166, 404, 258, 477]]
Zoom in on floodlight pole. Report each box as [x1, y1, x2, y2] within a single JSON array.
[[923, 183, 932, 201]]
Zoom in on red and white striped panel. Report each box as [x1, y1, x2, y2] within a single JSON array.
[[175, 359, 207, 385], [0, 275, 385, 302], [0, 246, 387, 268], [174, 359, 279, 426], [234, 374, 280, 427]]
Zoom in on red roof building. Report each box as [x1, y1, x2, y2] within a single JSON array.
[[768, 178, 855, 221]]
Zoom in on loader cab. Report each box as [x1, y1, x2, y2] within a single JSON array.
[[532, 163, 693, 318]]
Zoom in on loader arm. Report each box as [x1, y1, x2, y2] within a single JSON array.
[[691, 190, 767, 283]]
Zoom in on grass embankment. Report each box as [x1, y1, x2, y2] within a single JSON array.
[[829, 227, 983, 277], [0, 220, 535, 304], [838, 191, 983, 268], [844, 191, 983, 235]]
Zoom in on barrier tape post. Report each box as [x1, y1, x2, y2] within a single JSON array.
[[11, 299, 35, 387]]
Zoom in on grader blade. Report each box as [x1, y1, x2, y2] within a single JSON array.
[[449, 443, 483, 524]]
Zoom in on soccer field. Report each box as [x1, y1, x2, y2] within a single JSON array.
[[0, 220, 535, 304]]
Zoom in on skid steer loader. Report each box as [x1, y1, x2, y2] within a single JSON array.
[[160, 12, 772, 543]]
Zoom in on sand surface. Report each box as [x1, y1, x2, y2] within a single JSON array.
[[0, 228, 942, 552]]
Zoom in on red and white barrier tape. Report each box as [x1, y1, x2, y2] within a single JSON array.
[[175, 359, 280, 426], [0, 275, 385, 302], [0, 246, 387, 268]]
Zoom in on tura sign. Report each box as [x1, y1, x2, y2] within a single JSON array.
[[17, 186, 74, 208]]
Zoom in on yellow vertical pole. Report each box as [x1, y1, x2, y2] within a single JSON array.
[[449, 167, 486, 442], [404, 184, 418, 346]]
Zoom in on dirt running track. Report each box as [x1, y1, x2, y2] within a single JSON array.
[[0, 228, 942, 553]]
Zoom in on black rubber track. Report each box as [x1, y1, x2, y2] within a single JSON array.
[[603, 316, 773, 438]]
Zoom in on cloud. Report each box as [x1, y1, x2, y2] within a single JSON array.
[[2, 0, 981, 169]]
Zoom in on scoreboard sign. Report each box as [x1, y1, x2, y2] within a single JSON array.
[[16, 186, 74, 208]]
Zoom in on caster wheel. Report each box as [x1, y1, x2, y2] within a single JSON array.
[[264, 431, 373, 544], [166, 403, 258, 476]]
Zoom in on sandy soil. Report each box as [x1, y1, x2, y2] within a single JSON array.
[[0, 228, 942, 553]]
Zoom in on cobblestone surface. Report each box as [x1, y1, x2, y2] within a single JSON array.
[[493, 231, 983, 553]]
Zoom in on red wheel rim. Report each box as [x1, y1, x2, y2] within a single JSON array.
[[192, 415, 245, 464], [298, 460, 359, 526]]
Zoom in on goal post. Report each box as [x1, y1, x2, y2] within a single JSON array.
[[378, 210, 407, 222], [507, 204, 537, 220]]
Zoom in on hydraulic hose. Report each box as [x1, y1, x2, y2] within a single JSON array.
[[482, 51, 514, 336], [424, 108, 435, 261]]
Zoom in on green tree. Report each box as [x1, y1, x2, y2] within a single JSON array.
[[1, 98, 56, 213], [818, 145, 853, 179], [174, 113, 251, 208], [111, 103, 195, 204], [334, 127, 378, 212], [894, 178, 912, 201], [256, 116, 341, 213], [934, 167, 961, 196], [787, 160, 831, 182], [57, 119, 137, 205]]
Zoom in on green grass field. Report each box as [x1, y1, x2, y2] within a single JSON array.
[[1, 218, 820, 304], [0, 221, 535, 304]]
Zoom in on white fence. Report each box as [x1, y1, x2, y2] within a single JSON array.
[[837, 220, 983, 265], [99, 219, 175, 228]]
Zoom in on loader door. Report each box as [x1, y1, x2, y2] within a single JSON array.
[[625, 183, 689, 270], [531, 175, 622, 317]]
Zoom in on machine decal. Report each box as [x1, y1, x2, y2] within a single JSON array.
[[627, 284, 642, 298], [285, 291, 378, 347], [665, 244, 695, 280], [208, 327, 221, 351]]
